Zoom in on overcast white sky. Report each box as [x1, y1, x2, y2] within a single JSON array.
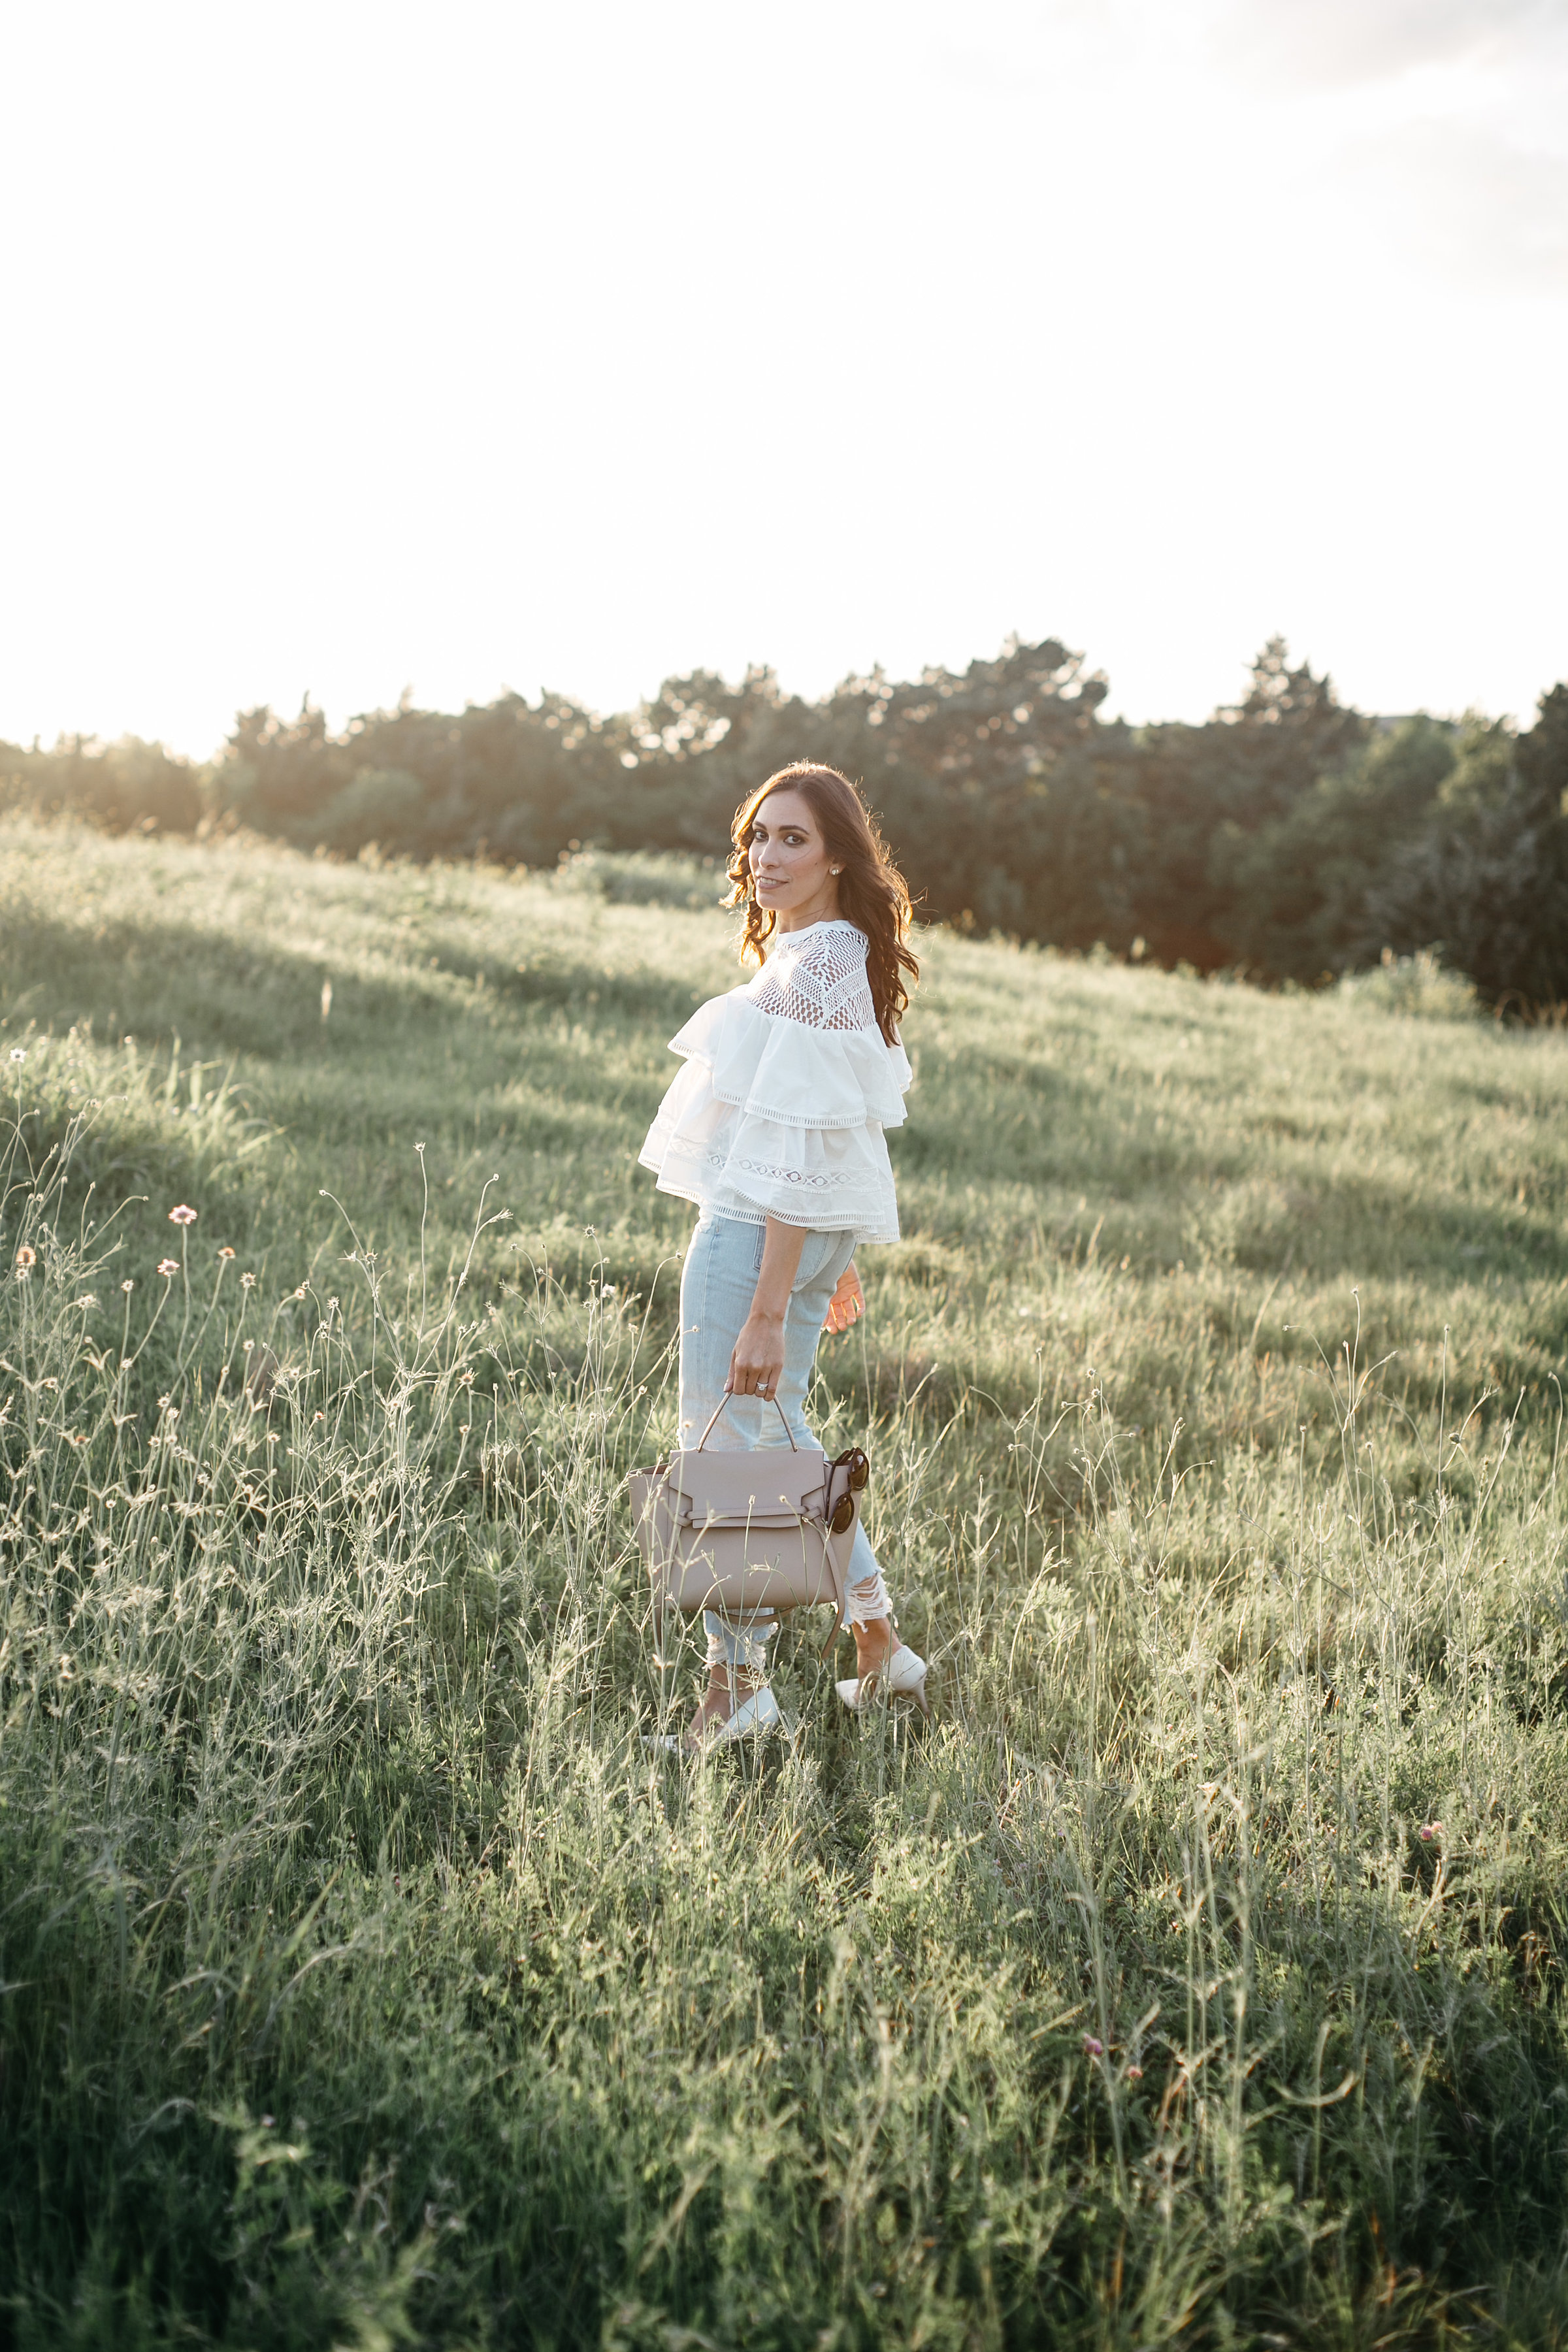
[[1, 0, 1565, 755]]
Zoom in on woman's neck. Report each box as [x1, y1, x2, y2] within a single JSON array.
[[772, 888, 841, 936]]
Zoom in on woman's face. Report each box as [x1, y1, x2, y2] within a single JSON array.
[[746, 789, 840, 926]]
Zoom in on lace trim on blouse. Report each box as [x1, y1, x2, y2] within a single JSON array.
[[689, 1147, 874, 1199]]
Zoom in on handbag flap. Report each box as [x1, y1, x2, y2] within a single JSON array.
[[669, 1443, 827, 1525]]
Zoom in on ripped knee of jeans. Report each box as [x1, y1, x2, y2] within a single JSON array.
[[844, 1568, 892, 1627], [705, 1611, 777, 1673]]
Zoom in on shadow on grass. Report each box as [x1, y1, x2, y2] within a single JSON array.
[[0, 906, 702, 1064]]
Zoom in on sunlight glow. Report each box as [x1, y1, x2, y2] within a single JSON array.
[[0, 0, 1563, 753]]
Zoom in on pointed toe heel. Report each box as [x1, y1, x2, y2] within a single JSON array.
[[708, 1686, 782, 1747], [836, 1644, 929, 1718]]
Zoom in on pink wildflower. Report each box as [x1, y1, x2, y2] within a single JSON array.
[[168, 1204, 197, 1226], [1083, 2034, 1104, 2057], [157, 1259, 179, 1277]]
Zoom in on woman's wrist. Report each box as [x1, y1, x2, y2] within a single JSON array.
[[753, 1218, 806, 1324]]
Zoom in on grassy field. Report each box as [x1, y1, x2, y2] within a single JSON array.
[[3, 815, 1567, 2350]]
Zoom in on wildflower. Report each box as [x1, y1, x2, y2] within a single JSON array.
[[168, 1204, 197, 1226], [241, 1271, 255, 1290], [157, 1258, 179, 1277], [14, 1245, 36, 1269], [218, 1246, 236, 1262], [1083, 2034, 1104, 2057], [1126, 2065, 1143, 2081], [121, 1279, 135, 1293], [293, 1285, 307, 1301], [75, 1294, 97, 1309], [8, 1047, 25, 1062], [1418, 1822, 1443, 1842]]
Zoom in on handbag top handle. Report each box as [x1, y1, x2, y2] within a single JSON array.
[[695, 1393, 799, 1452]]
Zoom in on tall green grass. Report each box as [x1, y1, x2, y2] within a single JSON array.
[[3, 816, 1567, 2348]]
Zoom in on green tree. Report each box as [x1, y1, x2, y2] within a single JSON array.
[[1210, 715, 1458, 980], [216, 700, 351, 838], [1364, 685, 1568, 1007], [0, 734, 202, 834], [1120, 641, 1369, 969]]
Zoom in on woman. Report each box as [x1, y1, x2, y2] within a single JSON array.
[[638, 761, 927, 1746]]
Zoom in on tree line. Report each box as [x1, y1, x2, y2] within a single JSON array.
[[5, 637, 1566, 1007]]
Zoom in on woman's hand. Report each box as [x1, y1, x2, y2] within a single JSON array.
[[823, 1262, 864, 1335], [727, 1309, 787, 1398]]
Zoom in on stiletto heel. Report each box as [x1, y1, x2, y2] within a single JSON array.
[[836, 1644, 928, 1718]]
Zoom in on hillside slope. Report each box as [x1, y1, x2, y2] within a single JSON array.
[[3, 817, 1563, 1448], [3, 819, 1568, 2348]]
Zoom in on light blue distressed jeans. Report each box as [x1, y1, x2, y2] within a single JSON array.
[[678, 1213, 894, 1671]]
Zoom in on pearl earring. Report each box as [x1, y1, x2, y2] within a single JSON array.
[[831, 866, 841, 875]]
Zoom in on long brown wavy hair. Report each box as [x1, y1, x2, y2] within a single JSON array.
[[725, 763, 919, 1043]]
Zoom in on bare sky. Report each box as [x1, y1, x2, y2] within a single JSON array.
[[1, 0, 1565, 755]]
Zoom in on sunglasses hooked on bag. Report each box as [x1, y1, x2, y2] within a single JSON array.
[[627, 1396, 871, 1661]]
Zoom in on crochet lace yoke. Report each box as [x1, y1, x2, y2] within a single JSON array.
[[747, 921, 879, 1035]]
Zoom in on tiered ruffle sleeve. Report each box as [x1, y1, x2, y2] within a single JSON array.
[[638, 920, 911, 1245]]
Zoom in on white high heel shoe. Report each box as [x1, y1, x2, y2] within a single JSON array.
[[706, 1686, 782, 1744], [836, 1644, 929, 1718], [644, 1684, 783, 1754]]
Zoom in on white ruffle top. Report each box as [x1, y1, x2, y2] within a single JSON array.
[[639, 919, 911, 1245]]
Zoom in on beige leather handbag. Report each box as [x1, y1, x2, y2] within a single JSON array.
[[628, 1397, 868, 1659]]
